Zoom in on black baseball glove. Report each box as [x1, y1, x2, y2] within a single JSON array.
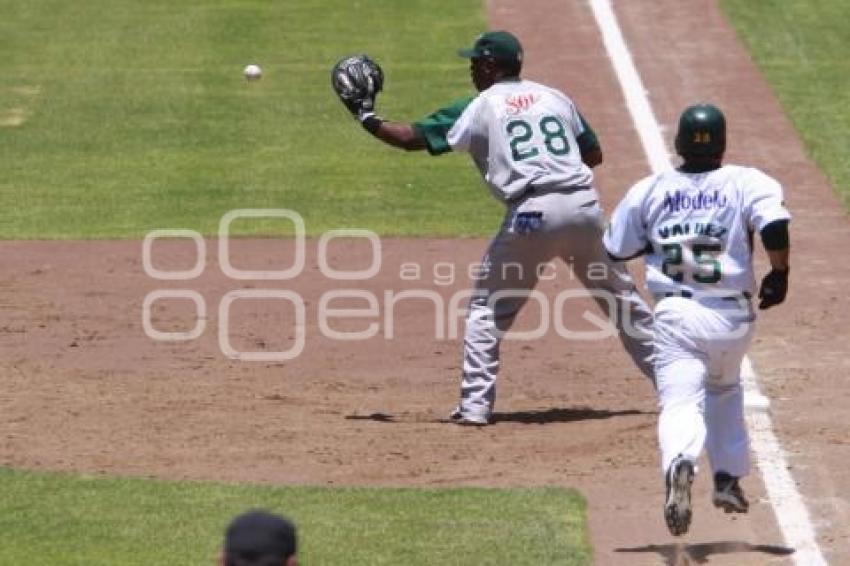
[[758, 267, 789, 310], [331, 54, 384, 117]]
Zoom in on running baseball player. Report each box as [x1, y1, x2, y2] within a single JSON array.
[[332, 31, 654, 425], [604, 103, 791, 536]]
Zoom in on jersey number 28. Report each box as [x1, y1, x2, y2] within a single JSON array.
[[661, 242, 722, 284], [507, 116, 570, 161]]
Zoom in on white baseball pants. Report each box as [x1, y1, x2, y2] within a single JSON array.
[[458, 189, 655, 420], [654, 296, 755, 477]]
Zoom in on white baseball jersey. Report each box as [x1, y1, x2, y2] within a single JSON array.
[[412, 79, 655, 422], [604, 165, 791, 296], [414, 79, 597, 202]]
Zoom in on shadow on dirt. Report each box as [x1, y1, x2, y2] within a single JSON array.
[[615, 541, 794, 565], [345, 412, 396, 423], [491, 407, 650, 424], [344, 407, 651, 425]]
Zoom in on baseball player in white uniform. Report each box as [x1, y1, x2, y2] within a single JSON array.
[[604, 103, 792, 536], [335, 31, 654, 425]]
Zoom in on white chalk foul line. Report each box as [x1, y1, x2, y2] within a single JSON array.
[[587, 0, 669, 175], [587, 0, 827, 564], [741, 358, 827, 565]]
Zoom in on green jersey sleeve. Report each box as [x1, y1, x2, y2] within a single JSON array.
[[413, 96, 475, 156], [575, 112, 600, 153]]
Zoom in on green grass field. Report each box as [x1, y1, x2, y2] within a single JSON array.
[[0, 468, 590, 565], [720, 0, 850, 205], [2, 1, 846, 240], [0, 0, 501, 239]]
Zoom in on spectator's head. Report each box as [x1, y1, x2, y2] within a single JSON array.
[[221, 510, 298, 566], [458, 31, 524, 91]]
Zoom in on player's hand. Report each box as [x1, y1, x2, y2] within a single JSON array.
[[758, 267, 789, 309], [351, 93, 377, 123], [340, 92, 376, 118], [331, 54, 383, 118]]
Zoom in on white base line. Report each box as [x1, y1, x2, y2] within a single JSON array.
[[587, 0, 669, 174], [587, 0, 827, 564], [741, 358, 827, 565]]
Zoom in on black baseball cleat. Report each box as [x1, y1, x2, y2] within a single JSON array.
[[664, 457, 695, 536], [713, 471, 749, 513]]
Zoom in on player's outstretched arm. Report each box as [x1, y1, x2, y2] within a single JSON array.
[[332, 54, 428, 152], [368, 121, 428, 151], [758, 219, 790, 309]]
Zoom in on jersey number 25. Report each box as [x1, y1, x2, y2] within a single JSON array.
[[661, 242, 722, 284]]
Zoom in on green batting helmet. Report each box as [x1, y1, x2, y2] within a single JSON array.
[[674, 103, 726, 157]]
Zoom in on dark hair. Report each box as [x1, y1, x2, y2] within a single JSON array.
[[224, 511, 297, 565], [225, 556, 286, 566]]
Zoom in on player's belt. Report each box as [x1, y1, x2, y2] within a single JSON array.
[[661, 291, 752, 302], [521, 183, 593, 199]]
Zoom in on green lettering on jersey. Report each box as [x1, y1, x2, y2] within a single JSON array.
[[661, 243, 685, 282], [507, 119, 539, 161], [660, 242, 723, 284], [506, 115, 571, 162], [692, 242, 722, 283], [540, 116, 569, 155]]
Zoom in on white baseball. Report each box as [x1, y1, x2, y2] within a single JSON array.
[[243, 64, 262, 80]]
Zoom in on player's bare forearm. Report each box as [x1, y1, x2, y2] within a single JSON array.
[[766, 248, 790, 272], [581, 146, 603, 168], [372, 121, 427, 151]]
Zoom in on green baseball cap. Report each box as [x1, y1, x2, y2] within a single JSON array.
[[458, 31, 523, 64]]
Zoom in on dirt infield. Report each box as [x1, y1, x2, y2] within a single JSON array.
[[2, 1, 848, 564]]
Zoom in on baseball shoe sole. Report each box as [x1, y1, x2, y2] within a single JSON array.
[[664, 457, 695, 536], [449, 406, 489, 426], [713, 472, 749, 514]]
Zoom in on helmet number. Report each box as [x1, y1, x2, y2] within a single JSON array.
[[507, 115, 571, 161]]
